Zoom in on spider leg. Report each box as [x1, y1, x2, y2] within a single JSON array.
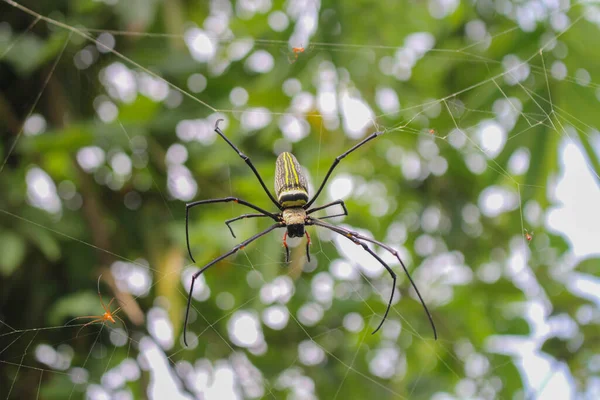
[[305, 231, 311, 262], [113, 314, 130, 337], [64, 315, 103, 327], [106, 303, 124, 322], [308, 219, 394, 334], [319, 213, 347, 220], [282, 231, 290, 263], [94, 276, 121, 316], [307, 200, 348, 219], [214, 119, 282, 209], [105, 298, 115, 309], [281, 231, 310, 262], [186, 197, 279, 263], [225, 213, 271, 238], [76, 318, 104, 337], [304, 130, 384, 209], [81, 318, 103, 327], [279, 47, 294, 64], [309, 218, 437, 339], [95, 275, 109, 311], [183, 222, 284, 346]]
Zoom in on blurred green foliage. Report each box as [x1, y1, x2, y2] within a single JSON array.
[[1, 0, 599, 399]]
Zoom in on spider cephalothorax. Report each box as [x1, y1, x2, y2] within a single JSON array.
[[183, 119, 437, 346], [282, 208, 307, 237]]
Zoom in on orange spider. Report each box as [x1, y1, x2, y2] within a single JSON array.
[[524, 229, 533, 244], [429, 129, 436, 135], [66, 276, 126, 336], [283, 45, 312, 63]]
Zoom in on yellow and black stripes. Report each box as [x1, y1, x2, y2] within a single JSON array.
[[274, 152, 309, 207]]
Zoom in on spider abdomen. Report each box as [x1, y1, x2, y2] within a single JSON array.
[[275, 152, 309, 208]]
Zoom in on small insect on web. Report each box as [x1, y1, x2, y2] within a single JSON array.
[[183, 120, 438, 346], [280, 45, 314, 64], [64, 275, 127, 337], [524, 229, 533, 244]]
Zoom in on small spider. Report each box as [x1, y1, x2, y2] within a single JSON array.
[[524, 229, 533, 244], [65, 276, 126, 336], [282, 45, 312, 63], [429, 129, 436, 135]]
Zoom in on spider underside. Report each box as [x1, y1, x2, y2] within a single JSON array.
[[183, 119, 437, 346]]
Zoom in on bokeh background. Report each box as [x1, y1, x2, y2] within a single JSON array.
[[1, 0, 600, 399]]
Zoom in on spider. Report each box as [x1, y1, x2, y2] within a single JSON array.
[[281, 45, 313, 63], [524, 229, 533, 244], [65, 276, 126, 337], [183, 119, 437, 346]]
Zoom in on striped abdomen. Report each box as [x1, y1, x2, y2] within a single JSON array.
[[275, 152, 309, 207]]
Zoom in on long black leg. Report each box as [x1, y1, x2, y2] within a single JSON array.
[[308, 219, 394, 334], [307, 200, 348, 219], [186, 197, 279, 263], [225, 213, 270, 238], [184, 222, 284, 346], [319, 214, 346, 220], [309, 218, 437, 339], [214, 119, 282, 209], [304, 131, 384, 209]]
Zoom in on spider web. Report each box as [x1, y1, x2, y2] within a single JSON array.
[[1, 0, 599, 399]]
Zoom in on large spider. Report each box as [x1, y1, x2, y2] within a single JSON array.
[[183, 120, 437, 345]]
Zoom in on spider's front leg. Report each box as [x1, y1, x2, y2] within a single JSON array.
[[304, 130, 384, 209], [214, 120, 282, 209]]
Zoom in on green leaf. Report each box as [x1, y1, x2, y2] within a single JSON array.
[[0, 231, 26, 276], [2, 30, 70, 76], [575, 258, 600, 275], [0, 33, 45, 75]]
